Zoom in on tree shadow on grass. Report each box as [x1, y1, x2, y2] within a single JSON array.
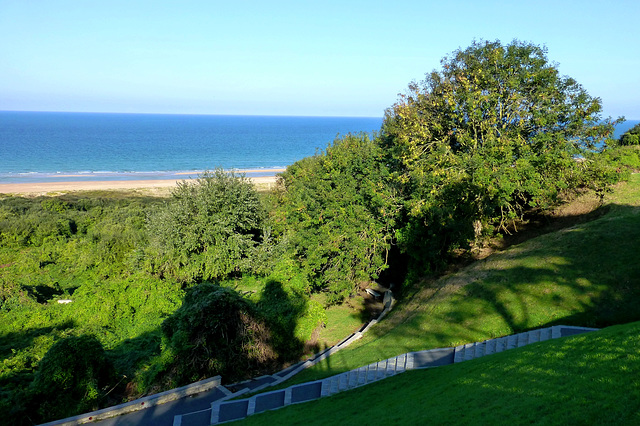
[[256, 279, 307, 361], [300, 203, 640, 379], [417, 204, 638, 341], [0, 319, 76, 362], [122, 279, 314, 395]]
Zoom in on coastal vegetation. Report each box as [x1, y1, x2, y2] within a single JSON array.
[[1, 39, 639, 424], [260, 173, 640, 389]]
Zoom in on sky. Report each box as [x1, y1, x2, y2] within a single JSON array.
[[1, 0, 639, 118]]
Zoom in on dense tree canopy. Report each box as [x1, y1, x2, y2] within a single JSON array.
[[381, 39, 620, 268], [147, 169, 268, 282], [273, 134, 400, 301], [619, 123, 640, 146]]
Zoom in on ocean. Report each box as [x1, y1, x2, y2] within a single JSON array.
[[1, 112, 637, 184], [0, 112, 383, 183]]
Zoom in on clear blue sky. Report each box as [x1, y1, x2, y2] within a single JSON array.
[[1, 0, 638, 118]]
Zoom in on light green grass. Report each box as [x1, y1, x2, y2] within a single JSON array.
[[270, 174, 640, 387], [240, 321, 640, 425], [315, 295, 366, 347]]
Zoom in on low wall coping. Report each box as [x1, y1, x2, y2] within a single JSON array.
[[39, 376, 222, 426]]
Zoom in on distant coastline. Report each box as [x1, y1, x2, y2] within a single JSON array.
[[1, 112, 635, 188], [0, 168, 285, 185]]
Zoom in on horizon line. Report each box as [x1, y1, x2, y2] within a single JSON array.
[[0, 109, 385, 120]]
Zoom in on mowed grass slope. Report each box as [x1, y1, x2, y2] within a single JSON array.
[[241, 321, 640, 425], [278, 174, 640, 386]]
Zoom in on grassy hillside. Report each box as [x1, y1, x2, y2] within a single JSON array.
[[241, 321, 640, 425], [272, 173, 640, 386]]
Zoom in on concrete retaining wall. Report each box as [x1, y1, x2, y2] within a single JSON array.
[[39, 376, 222, 426], [202, 325, 599, 425]]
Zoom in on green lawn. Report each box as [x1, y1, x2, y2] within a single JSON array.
[[240, 321, 640, 425], [268, 174, 640, 387]]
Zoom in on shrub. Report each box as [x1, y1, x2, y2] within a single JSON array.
[[619, 123, 640, 146], [27, 335, 115, 422], [160, 284, 276, 383], [147, 169, 268, 282], [273, 134, 400, 302]]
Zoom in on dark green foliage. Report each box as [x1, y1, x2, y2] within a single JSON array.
[[160, 284, 276, 383], [27, 335, 115, 422], [147, 169, 269, 282], [256, 279, 323, 357], [619, 122, 640, 146], [0, 193, 181, 423], [381, 39, 622, 272], [274, 133, 400, 301]]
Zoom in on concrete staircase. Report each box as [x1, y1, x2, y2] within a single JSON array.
[[453, 326, 557, 363], [43, 322, 600, 426], [172, 325, 600, 425], [450, 325, 599, 364], [320, 353, 411, 397]]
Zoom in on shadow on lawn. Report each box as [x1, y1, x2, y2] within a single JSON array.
[[303, 203, 640, 375], [387, 203, 640, 351]]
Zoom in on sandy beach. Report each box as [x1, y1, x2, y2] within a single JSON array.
[[0, 175, 279, 196]]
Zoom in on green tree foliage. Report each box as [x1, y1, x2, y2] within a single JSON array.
[[147, 169, 268, 282], [0, 194, 181, 423], [619, 123, 640, 146], [381, 39, 621, 269], [273, 134, 400, 301], [160, 284, 276, 383], [26, 335, 115, 422]]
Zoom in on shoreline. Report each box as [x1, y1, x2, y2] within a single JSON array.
[[0, 175, 279, 196]]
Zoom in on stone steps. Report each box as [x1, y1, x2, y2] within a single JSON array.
[[452, 325, 594, 363], [174, 325, 598, 425]]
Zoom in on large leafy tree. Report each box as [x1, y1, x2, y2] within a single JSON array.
[[147, 169, 267, 282], [273, 133, 400, 301], [381, 39, 620, 267]]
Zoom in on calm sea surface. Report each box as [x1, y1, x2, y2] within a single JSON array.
[[0, 112, 382, 183], [0, 111, 637, 184]]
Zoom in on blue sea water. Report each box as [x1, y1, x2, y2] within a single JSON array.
[[0, 112, 383, 183], [614, 120, 640, 139], [0, 112, 637, 184]]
